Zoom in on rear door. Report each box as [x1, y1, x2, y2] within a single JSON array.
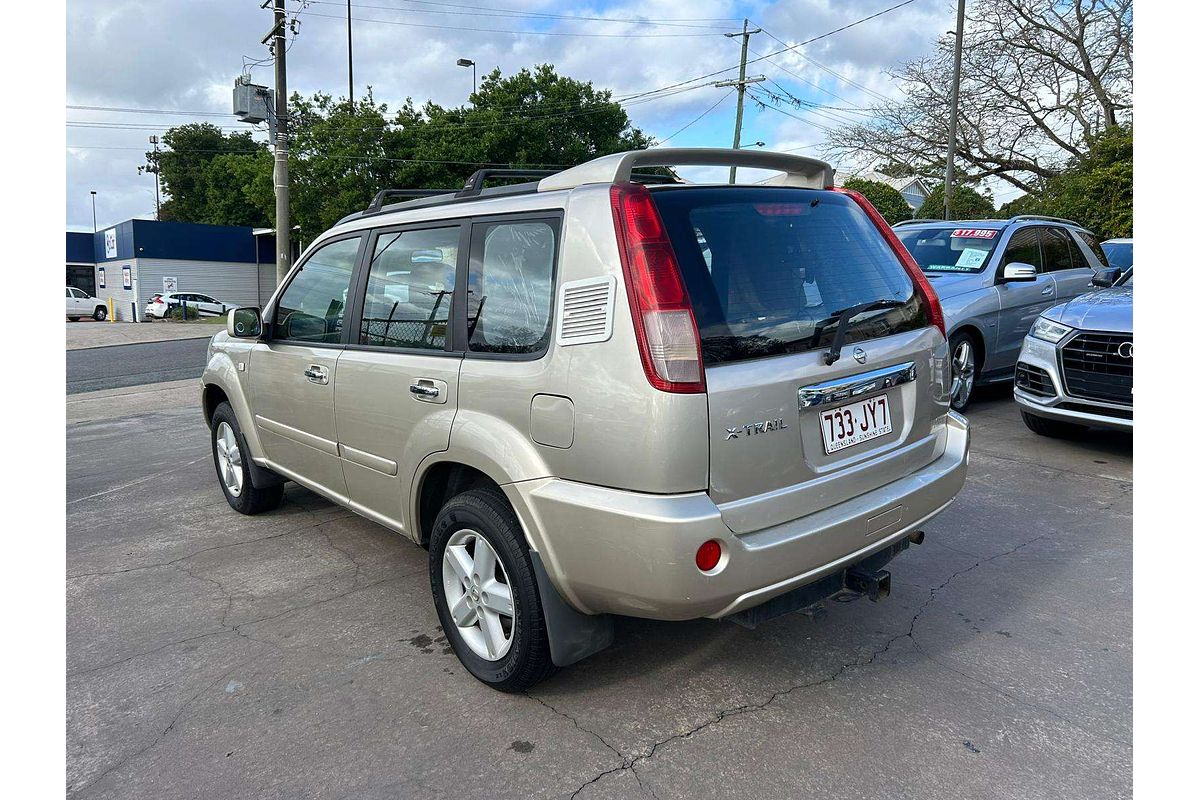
[[335, 223, 466, 532], [993, 226, 1056, 372], [650, 187, 941, 534], [1051, 228, 1101, 300], [249, 234, 364, 501]]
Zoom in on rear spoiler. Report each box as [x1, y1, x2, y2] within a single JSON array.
[[537, 148, 835, 192]]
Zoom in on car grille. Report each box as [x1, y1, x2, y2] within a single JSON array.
[[1060, 332, 1132, 405], [1014, 362, 1055, 397]]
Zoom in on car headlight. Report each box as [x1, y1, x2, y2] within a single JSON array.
[[1031, 316, 1072, 344]]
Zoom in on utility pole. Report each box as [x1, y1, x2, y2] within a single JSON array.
[[943, 0, 966, 220], [721, 19, 762, 184], [139, 135, 162, 218], [346, 0, 354, 106], [90, 191, 97, 234], [268, 0, 291, 285]]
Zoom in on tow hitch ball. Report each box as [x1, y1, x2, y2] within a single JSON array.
[[846, 566, 891, 602]]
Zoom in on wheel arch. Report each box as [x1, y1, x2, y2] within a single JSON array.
[[948, 323, 987, 374]]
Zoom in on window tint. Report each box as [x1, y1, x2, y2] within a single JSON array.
[[360, 227, 458, 350], [1001, 227, 1042, 271], [274, 236, 360, 343], [467, 221, 557, 354], [1040, 227, 1077, 272], [651, 188, 923, 366], [1076, 231, 1109, 268]]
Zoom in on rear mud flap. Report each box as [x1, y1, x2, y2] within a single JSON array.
[[530, 552, 614, 667]]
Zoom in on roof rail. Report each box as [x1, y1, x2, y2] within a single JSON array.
[[1008, 214, 1081, 226], [537, 147, 834, 192], [364, 188, 457, 215], [457, 168, 559, 197], [892, 218, 947, 227]]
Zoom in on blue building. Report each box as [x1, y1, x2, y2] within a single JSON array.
[[65, 220, 279, 321]]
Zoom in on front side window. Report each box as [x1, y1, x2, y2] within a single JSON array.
[[273, 236, 360, 343], [360, 227, 459, 350], [466, 221, 557, 354], [1001, 227, 1043, 271]]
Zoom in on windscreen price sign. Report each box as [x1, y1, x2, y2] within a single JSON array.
[[951, 228, 998, 239]]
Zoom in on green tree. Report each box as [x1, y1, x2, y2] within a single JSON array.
[[842, 178, 912, 225], [153, 124, 267, 223], [917, 184, 996, 220], [1000, 126, 1131, 239]]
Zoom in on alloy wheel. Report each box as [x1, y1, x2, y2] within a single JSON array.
[[442, 529, 516, 661], [950, 339, 975, 408], [214, 421, 244, 497]]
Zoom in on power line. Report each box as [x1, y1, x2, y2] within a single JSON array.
[[756, 26, 892, 103], [291, 7, 732, 37], [657, 90, 735, 145], [300, 0, 741, 30]]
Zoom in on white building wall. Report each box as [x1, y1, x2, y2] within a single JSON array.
[[93, 261, 140, 321], [133, 258, 280, 309]]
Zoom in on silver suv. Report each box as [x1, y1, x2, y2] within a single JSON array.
[[201, 149, 969, 690]]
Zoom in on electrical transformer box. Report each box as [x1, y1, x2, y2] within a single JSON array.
[[233, 78, 273, 125]]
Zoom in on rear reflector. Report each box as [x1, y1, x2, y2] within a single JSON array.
[[830, 187, 946, 338], [695, 540, 722, 572], [610, 183, 705, 393]]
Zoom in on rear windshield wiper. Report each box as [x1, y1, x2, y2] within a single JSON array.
[[816, 299, 906, 366]]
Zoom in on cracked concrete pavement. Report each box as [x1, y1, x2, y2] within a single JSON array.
[[66, 385, 1131, 799]]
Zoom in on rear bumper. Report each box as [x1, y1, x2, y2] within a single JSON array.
[[506, 412, 969, 620]]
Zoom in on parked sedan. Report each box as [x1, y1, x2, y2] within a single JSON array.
[[893, 215, 1106, 410], [145, 292, 237, 319], [66, 286, 107, 321], [1014, 268, 1132, 436]]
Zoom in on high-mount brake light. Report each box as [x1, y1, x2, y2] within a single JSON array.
[[830, 187, 947, 338], [610, 183, 706, 393]]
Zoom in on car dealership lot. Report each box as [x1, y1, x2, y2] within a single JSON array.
[[66, 388, 1130, 799]]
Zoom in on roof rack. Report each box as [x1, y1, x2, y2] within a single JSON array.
[[1008, 214, 1081, 226], [457, 168, 559, 197], [364, 188, 457, 214], [892, 218, 947, 227]]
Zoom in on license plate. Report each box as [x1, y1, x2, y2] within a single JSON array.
[[819, 395, 892, 454]]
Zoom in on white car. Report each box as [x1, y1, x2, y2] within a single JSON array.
[[145, 292, 238, 319], [66, 287, 107, 321]]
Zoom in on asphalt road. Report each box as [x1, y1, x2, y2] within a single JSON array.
[[66, 338, 210, 394], [65, 389, 1132, 799]]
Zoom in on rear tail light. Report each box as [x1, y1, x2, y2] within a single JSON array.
[[830, 187, 946, 339], [610, 183, 705, 393]]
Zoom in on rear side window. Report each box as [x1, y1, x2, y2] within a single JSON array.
[[651, 188, 924, 366], [1077, 231, 1109, 268], [466, 220, 557, 355], [360, 227, 459, 350], [1040, 227, 1084, 272]]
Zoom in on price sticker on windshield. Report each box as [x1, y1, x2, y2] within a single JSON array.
[[951, 228, 998, 239]]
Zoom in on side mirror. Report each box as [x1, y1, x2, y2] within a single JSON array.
[[1091, 266, 1120, 288], [1001, 262, 1038, 282], [228, 307, 262, 338]]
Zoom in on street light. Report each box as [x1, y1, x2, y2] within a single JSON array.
[[90, 191, 97, 234], [456, 58, 476, 97]]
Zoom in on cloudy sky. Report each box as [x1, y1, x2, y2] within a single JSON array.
[[66, 0, 959, 231]]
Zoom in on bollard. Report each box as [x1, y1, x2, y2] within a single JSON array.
[[107, 296, 115, 323], [131, 301, 138, 323]]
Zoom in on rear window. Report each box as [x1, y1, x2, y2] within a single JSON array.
[[649, 187, 925, 366], [894, 226, 1001, 273]]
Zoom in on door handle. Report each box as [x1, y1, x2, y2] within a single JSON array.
[[304, 365, 329, 385], [409, 381, 441, 399], [1041, 286, 1054, 296]]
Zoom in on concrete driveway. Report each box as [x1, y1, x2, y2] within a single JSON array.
[[65, 387, 1131, 799]]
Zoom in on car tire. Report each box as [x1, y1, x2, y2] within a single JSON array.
[[1021, 411, 1088, 439], [92, 306, 107, 321], [210, 401, 284, 514], [67, 316, 80, 322], [429, 488, 556, 692], [948, 331, 978, 412]]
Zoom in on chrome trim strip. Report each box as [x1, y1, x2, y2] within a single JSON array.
[[798, 361, 917, 409]]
